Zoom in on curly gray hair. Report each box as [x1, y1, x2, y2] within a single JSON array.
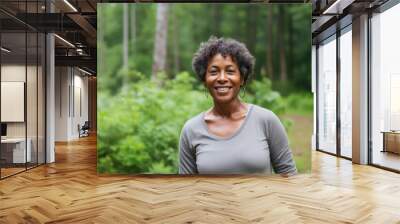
[[192, 36, 255, 86]]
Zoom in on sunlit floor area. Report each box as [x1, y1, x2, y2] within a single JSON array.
[[372, 150, 400, 171], [0, 135, 400, 223]]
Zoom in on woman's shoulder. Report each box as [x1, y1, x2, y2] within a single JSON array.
[[249, 104, 279, 121], [181, 112, 205, 133], [249, 104, 285, 136]]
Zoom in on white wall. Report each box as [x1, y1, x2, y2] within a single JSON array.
[[55, 67, 89, 141], [1, 65, 26, 130], [55, 66, 69, 141], [72, 72, 89, 138]]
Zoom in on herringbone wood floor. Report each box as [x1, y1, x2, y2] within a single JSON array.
[[1, 135, 400, 224]]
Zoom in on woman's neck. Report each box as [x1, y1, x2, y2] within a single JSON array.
[[211, 98, 247, 119]]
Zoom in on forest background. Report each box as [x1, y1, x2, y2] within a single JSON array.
[[97, 3, 313, 174]]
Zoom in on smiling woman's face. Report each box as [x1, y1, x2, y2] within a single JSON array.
[[205, 54, 243, 104]]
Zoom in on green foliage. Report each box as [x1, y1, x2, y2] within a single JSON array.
[[98, 72, 207, 174], [98, 72, 292, 174], [284, 92, 313, 115], [98, 4, 311, 94], [247, 77, 286, 115], [246, 77, 293, 130]]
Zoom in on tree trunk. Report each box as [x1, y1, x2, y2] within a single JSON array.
[[152, 4, 169, 81], [212, 4, 221, 37], [266, 6, 274, 80], [246, 5, 258, 55], [171, 6, 180, 75], [123, 3, 129, 70], [288, 7, 293, 81], [278, 6, 287, 82], [130, 4, 136, 61]]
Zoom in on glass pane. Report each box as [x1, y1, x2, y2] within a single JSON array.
[[26, 0, 39, 169], [1, 30, 27, 177], [318, 36, 337, 154], [371, 4, 400, 171], [0, 1, 46, 178], [340, 28, 352, 158], [27, 31, 38, 169]]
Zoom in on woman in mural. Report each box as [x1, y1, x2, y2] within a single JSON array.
[[179, 36, 297, 176]]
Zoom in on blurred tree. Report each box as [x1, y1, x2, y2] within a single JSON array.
[[171, 5, 180, 75], [278, 5, 287, 82], [152, 4, 169, 80], [123, 4, 129, 70], [288, 7, 293, 81], [266, 6, 274, 79], [98, 3, 311, 94], [130, 4, 136, 61], [212, 4, 221, 37], [246, 5, 258, 54]]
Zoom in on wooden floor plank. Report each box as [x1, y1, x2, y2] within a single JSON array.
[[0, 135, 400, 223]]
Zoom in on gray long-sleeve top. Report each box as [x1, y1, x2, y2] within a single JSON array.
[[179, 104, 297, 175]]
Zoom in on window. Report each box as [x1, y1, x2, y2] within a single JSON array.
[[317, 35, 337, 154], [370, 3, 400, 171], [0, 1, 46, 179], [339, 27, 352, 158]]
